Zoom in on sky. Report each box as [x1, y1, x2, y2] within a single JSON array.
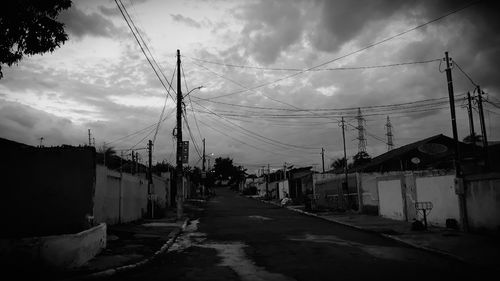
[[1, 0, 499, 174]]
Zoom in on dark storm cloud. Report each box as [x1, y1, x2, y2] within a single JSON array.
[[58, 5, 124, 38], [233, 0, 307, 64], [0, 100, 80, 146], [171, 14, 202, 28], [309, 0, 409, 53]]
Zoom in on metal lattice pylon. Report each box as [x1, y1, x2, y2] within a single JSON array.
[[356, 108, 367, 153], [385, 116, 394, 151]]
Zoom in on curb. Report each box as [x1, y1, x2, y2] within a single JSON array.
[[62, 218, 190, 281], [248, 196, 469, 266]]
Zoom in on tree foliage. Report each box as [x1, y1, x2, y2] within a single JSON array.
[[0, 0, 72, 79], [213, 157, 247, 185], [352, 151, 371, 167], [463, 133, 483, 145]]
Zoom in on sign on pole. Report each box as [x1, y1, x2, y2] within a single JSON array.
[[182, 141, 189, 164]]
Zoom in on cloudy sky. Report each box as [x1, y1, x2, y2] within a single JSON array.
[[1, 0, 499, 173]]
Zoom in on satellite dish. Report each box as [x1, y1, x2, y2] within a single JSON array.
[[418, 143, 448, 155], [411, 157, 421, 164]]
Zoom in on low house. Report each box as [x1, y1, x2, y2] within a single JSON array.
[[288, 167, 313, 202], [354, 134, 500, 232]]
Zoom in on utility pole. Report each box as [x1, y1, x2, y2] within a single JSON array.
[[202, 138, 206, 197], [88, 129, 92, 146], [131, 150, 135, 174], [340, 117, 348, 210], [466, 92, 476, 144], [476, 86, 489, 168], [444, 51, 467, 231], [266, 164, 270, 199], [444, 52, 462, 177], [321, 148, 325, 173], [148, 140, 154, 218], [175, 49, 184, 220], [39, 137, 44, 148], [119, 151, 123, 224]]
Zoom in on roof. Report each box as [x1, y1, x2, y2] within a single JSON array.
[[357, 134, 472, 173]]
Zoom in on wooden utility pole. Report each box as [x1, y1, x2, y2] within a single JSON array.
[[444, 51, 467, 231], [321, 148, 325, 173], [148, 140, 154, 218], [265, 164, 269, 198], [88, 129, 92, 146], [340, 117, 348, 210], [176, 49, 184, 220], [466, 92, 476, 143], [444, 52, 462, 177], [202, 138, 206, 197], [476, 86, 489, 168]]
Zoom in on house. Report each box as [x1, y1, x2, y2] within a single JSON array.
[[288, 166, 313, 202], [354, 134, 500, 232]]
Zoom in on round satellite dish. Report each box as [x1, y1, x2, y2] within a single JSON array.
[[411, 157, 421, 164], [418, 143, 448, 155]]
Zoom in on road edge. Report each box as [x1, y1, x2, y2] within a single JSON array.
[[245, 195, 470, 266], [63, 218, 190, 281]]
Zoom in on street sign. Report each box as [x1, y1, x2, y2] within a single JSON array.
[[182, 141, 189, 164]]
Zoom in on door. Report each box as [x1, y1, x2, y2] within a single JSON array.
[[378, 179, 405, 220]]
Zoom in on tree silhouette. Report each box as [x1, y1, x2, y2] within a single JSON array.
[[352, 151, 371, 167], [0, 0, 72, 79], [463, 133, 483, 145], [330, 157, 353, 173]]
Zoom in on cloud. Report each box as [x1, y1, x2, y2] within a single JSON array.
[[170, 14, 202, 28], [232, 0, 308, 64], [58, 5, 124, 38]]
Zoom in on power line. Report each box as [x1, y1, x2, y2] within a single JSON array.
[[153, 64, 177, 146], [181, 63, 204, 143], [193, 100, 321, 150], [187, 56, 440, 72], [453, 60, 478, 87], [115, 0, 175, 100], [199, 1, 480, 100]]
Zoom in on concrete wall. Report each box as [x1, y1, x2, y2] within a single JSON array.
[[93, 165, 170, 225], [278, 181, 289, 199], [466, 175, 500, 232], [0, 223, 106, 271], [1, 145, 96, 238], [415, 175, 460, 227], [358, 172, 402, 213], [378, 179, 405, 220], [313, 173, 357, 210]]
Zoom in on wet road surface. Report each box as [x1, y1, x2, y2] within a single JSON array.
[[104, 187, 481, 281]]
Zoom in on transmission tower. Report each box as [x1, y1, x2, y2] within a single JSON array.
[[356, 108, 367, 153], [385, 116, 394, 151]]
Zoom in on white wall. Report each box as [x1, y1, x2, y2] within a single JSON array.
[[378, 179, 405, 220], [415, 175, 460, 227], [93, 165, 169, 225], [466, 177, 500, 231], [278, 180, 289, 199]]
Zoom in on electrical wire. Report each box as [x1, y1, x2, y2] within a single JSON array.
[[199, 1, 481, 100], [187, 56, 441, 72]]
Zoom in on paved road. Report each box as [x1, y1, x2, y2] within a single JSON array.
[[104, 188, 482, 281]]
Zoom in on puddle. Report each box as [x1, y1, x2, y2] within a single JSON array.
[[248, 215, 273, 221], [168, 219, 207, 253], [142, 222, 181, 227], [198, 242, 294, 281], [289, 233, 415, 261]]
